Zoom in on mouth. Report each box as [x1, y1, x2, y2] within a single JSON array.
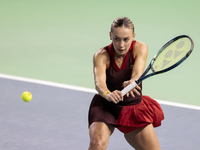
[[118, 49, 125, 52]]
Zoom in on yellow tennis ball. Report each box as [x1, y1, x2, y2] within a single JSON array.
[[21, 91, 32, 102]]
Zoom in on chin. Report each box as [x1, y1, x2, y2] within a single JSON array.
[[118, 50, 128, 55]]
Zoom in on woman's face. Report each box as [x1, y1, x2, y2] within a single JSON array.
[[110, 26, 135, 56]]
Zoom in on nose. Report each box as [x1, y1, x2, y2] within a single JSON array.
[[119, 40, 124, 48]]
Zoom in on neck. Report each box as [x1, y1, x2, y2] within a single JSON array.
[[114, 51, 126, 59]]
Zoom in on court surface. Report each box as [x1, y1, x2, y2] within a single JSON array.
[[0, 76, 200, 150]]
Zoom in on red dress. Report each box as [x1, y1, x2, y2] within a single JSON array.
[[88, 41, 164, 133]]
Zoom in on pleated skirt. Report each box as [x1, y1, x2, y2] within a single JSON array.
[[88, 95, 164, 133]]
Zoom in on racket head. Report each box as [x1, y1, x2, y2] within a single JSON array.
[[151, 35, 194, 73]]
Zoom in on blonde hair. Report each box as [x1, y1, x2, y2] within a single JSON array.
[[111, 17, 134, 33]]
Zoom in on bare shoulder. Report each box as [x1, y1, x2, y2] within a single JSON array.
[[134, 41, 148, 53], [93, 48, 110, 66], [134, 41, 148, 58]]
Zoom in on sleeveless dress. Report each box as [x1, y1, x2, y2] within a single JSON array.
[[88, 41, 164, 133]]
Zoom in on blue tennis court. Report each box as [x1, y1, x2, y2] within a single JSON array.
[[0, 75, 199, 149]]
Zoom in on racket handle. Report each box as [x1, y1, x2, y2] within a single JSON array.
[[121, 81, 138, 96]]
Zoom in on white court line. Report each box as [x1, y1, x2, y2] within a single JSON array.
[[0, 73, 97, 94], [0, 73, 200, 110], [156, 100, 200, 110]]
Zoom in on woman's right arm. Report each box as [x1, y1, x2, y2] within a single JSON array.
[[93, 49, 123, 104]]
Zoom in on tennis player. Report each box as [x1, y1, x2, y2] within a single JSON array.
[[88, 17, 164, 150]]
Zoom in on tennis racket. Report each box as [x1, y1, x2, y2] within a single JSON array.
[[121, 35, 194, 96]]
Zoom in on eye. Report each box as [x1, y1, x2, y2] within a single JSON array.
[[115, 37, 119, 41], [124, 38, 129, 42]]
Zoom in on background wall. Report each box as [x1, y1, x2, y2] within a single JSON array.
[[1, 0, 199, 106]]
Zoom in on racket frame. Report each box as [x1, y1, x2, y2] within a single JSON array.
[[122, 35, 194, 96], [138, 35, 194, 83]]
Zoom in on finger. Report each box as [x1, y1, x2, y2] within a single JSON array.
[[112, 99, 118, 104], [114, 91, 123, 101], [113, 98, 121, 104], [123, 80, 132, 87], [111, 93, 121, 104], [132, 88, 141, 96], [109, 96, 117, 104], [111, 95, 118, 103], [117, 91, 123, 101], [126, 92, 129, 97], [135, 85, 141, 90], [130, 91, 135, 97]]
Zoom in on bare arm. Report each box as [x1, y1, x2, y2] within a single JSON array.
[[123, 41, 148, 97], [93, 49, 123, 103], [93, 49, 109, 95]]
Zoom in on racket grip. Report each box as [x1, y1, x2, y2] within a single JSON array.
[[121, 81, 138, 96]]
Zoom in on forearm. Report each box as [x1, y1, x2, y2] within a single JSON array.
[[95, 80, 110, 97], [130, 72, 142, 82]]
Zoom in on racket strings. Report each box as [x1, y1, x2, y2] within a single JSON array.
[[152, 38, 192, 72]]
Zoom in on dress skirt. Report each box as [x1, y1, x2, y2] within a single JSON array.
[[88, 94, 164, 133]]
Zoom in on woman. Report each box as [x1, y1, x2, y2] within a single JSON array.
[[88, 17, 164, 150]]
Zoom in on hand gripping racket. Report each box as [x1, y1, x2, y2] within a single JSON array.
[[121, 35, 194, 96]]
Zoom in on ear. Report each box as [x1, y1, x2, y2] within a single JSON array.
[[133, 33, 136, 39], [109, 31, 112, 40]]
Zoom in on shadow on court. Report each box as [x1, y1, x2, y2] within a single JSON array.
[[0, 78, 199, 150]]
